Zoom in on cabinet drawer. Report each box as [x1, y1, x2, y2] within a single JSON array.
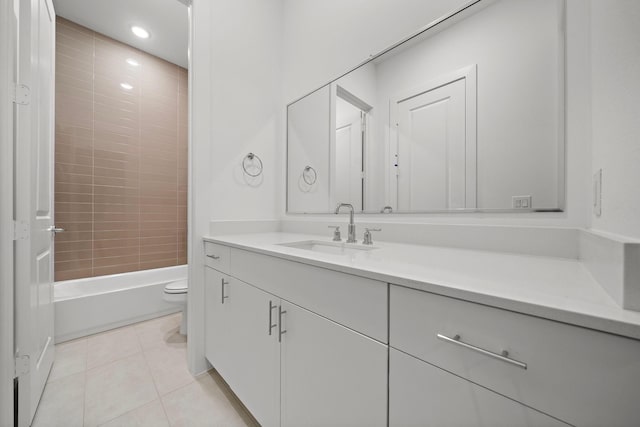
[[231, 248, 388, 343], [204, 241, 230, 273], [390, 349, 568, 427], [390, 285, 640, 427]]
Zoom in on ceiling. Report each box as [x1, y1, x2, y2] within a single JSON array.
[[52, 0, 189, 68]]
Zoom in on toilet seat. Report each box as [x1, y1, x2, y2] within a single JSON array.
[[163, 279, 188, 335], [164, 279, 188, 294]]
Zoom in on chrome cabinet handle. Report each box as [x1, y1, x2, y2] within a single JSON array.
[[268, 301, 278, 335], [436, 333, 527, 370], [221, 278, 229, 304], [47, 226, 65, 233], [207, 254, 220, 260], [278, 305, 287, 342]]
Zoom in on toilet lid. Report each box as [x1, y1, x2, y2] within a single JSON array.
[[164, 279, 188, 294]]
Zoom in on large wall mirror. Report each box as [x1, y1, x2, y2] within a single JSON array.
[[287, 0, 565, 214]]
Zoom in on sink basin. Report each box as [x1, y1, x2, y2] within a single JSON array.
[[277, 240, 378, 256]]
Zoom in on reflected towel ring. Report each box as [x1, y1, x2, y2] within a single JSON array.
[[242, 152, 263, 177], [302, 166, 317, 185]]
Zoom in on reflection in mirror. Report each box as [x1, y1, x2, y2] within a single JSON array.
[[332, 87, 371, 212], [286, 0, 565, 214], [287, 86, 331, 212]]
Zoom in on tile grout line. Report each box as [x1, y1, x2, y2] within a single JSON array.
[[135, 317, 176, 426], [91, 323, 159, 426]]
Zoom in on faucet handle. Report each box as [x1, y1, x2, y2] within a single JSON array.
[[363, 228, 381, 245], [328, 225, 342, 242]]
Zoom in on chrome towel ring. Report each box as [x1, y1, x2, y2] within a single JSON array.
[[242, 152, 263, 177], [302, 166, 317, 185]]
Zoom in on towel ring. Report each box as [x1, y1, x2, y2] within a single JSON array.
[[302, 166, 317, 185], [242, 152, 263, 177]]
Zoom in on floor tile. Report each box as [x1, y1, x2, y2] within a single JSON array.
[[97, 400, 170, 427], [84, 353, 158, 427], [32, 371, 85, 427], [49, 337, 88, 381], [135, 314, 185, 351], [144, 345, 194, 395], [161, 370, 258, 427], [86, 326, 142, 369]]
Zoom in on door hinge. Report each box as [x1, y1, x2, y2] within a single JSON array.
[[13, 220, 29, 240], [14, 354, 29, 378], [12, 83, 30, 105]]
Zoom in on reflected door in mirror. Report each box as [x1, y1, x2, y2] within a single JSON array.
[[334, 97, 364, 211], [393, 77, 470, 211]]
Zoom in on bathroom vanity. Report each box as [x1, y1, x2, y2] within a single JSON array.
[[200, 0, 640, 425], [202, 232, 640, 427]]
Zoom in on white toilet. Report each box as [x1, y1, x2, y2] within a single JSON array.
[[163, 279, 188, 335]]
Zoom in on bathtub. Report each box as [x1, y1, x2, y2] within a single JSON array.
[[54, 265, 187, 343]]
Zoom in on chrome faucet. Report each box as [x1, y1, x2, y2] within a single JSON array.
[[334, 203, 357, 243]]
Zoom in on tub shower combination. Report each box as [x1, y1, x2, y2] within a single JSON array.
[[54, 265, 187, 343]]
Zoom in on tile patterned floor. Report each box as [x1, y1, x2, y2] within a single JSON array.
[[32, 313, 259, 427]]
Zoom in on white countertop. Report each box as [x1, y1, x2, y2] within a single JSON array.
[[203, 232, 640, 340]]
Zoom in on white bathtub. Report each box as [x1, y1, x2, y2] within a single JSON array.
[[54, 265, 187, 343]]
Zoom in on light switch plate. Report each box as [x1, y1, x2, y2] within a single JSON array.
[[593, 169, 602, 217], [512, 195, 532, 209]]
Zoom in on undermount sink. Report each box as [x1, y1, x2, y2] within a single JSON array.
[[278, 240, 379, 256]]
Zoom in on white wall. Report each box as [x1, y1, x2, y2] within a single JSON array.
[[208, 1, 283, 221], [282, 0, 592, 228], [283, 0, 470, 103], [189, 0, 283, 374], [590, 0, 640, 240]]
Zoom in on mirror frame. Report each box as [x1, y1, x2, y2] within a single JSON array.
[[285, 0, 566, 214]]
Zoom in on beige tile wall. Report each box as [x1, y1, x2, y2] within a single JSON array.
[[55, 18, 188, 281]]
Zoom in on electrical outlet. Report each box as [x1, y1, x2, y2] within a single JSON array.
[[593, 169, 602, 217], [512, 195, 532, 209]]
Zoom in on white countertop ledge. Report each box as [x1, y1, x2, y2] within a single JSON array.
[[203, 232, 640, 341]]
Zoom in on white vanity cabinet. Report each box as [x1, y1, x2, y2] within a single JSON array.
[[203, 242, 389, 427], [203, 267, 230, 374], [204, 267, 280, 426], [390, 284, 640, 427], [280, 301, 387, 427], [389, 349, 569, 427]]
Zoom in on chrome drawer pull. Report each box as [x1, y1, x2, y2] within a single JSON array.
[[268, 301, 277, 336], [207, 254, 220, 260], [278, 305, 287, 343], [221, 278, 229, 304], [436, 333, 527, 370]]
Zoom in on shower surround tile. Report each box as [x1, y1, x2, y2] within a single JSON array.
[[54, 17, 187, 281]]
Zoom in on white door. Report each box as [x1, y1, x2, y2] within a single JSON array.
[[334, 97, 364, 210], [280, 301, 387, 427], [14, 0, 56, 425], [389, 349, 570, 427], [395, 78, 466, 211], [223, 279, 280, 427], [204, 267, 231, 372], [205, 271, 280, 426]]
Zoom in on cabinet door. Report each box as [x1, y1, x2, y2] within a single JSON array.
[[223, 279, 280, 427], [204, 267, 231, 371], [389, 349, 569, 427], [280, 301, 387, 427]]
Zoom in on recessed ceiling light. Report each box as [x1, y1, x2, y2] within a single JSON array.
[[131, 26, 149, 39], [126, 58, 139, 67], [120, 83, 133, 90]]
